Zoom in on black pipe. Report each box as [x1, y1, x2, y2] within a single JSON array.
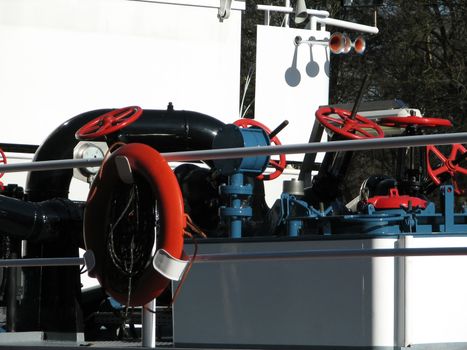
[[26, 107, 225, 201], [0, 196, 83, 242], [6, 252, 17, 332], [15, 109, 121, 333], [0, 143, 39, 154], [26, 109, 110, 201], [115, 108, 225, 155]]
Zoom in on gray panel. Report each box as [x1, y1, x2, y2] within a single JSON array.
[[173, 238, 395, 348]]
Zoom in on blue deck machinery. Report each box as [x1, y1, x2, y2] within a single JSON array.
[[209, 112, 467, 239]]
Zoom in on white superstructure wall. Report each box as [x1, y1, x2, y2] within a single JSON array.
[[0, 0, 244, 145], [0, 0, 244, 189], [254, 25, 330, 162]]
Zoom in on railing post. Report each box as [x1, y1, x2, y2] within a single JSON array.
[[142, 299, 157, 348]]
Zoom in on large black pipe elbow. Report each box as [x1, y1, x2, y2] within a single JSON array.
[[26, 109, 109, 201], [26, 107, 225, 200], [115, 108, 225, 154], [0, 195, 83, 242]]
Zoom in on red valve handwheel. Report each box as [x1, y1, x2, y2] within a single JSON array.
[[426, 144, 467, 195], [315, 107, 384, 140], [233, 118, 286, 181], [75, 106, 142, 140], [0, 147, 6, 179], [380, 116, 453, 128]]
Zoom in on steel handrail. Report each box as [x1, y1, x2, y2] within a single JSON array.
[[0, 132, 466, 173], [2, 247, 467, 267]]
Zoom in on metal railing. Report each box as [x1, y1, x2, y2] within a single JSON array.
[[256, 4, 378, 34], [0, 132, 466, 173]]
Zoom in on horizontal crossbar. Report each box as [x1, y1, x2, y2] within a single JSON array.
[[0, 132, 466, 173], [193, 247, 467, 262]]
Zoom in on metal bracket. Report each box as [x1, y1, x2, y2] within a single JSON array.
[[294, 36, 329, 47], [115, 155, 134, 184], [152, 249, 188, 281], [83, 250, 96, 277], [218, 0, 232, 22]]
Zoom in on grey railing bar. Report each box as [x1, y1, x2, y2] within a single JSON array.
[[0, 158, 103, 173], [3, 247, 466, 267], [0, 257, 85, 268], [0, 132, 466, 173], [192, 247, 467, 262], [162, 132, 467, 162]]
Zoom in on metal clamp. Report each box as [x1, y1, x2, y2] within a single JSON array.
[[152, 249, 188, 281], [218, 0, 232, 22]]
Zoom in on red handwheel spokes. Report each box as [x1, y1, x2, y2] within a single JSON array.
[[233, 119, 287, 181], [0, 147, 7, 180], [75, 106, 142, 140], [426, 144, 467, 194], [315, 107, 384, 139], [380, 116, 453, 128]]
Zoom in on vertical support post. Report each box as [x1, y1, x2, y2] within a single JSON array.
[[442, 185, 455, 232], [142, 299, 157, 348], [298, 119, 325, 187], [230, 173, 244, 238], [309, 16, 317, 31], [219, 172, 253, 238], [287, 220, 301, 237], [394, 235, 406, 347], [6, 252, 17, 331], [284, 0, 290, 27]]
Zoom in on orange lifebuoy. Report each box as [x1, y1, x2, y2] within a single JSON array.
[[84, 143, 185, 306]]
